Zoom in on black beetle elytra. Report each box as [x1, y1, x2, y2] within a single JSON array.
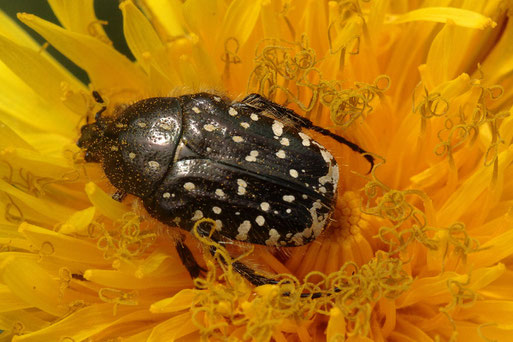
[[78, 92, 373, 285]]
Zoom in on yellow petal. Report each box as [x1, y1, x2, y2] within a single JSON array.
[[0, 284, 31, 312], [422, 22, 459, 88], [183, 0, 224, 40], [84, 182, 129, 221], [0, 179, 74, 224], [0, 63, 77, 139], [218, 0, 262, 47], [11, 305, 147, 341], [396, 272, 468, 308], [0, 120, 34, 150], [455, 300, 513, 329], [58, 207, 96, 235], [147, 312, 198, 342], [0, 35, 85, 125], [326, 307, 346, 340], [143, 0, 187, 37], [18, 222, 108, 266], [48, 0, 109, 40], [150, 289, 197, 313], [121, 2, 164, 64], [17, 13, 149, 96], [120, 1, 181, 89], [469, 224, 513, 268], [479, 18, 513, 103], [0, 308, 50, 335], [391, 317, 434, 342], [390, 7, 496, 29], [437, 146, 513, 226], [0, 147, 72, 179], [0, 10, 81, 84], [83, 268, 192, 289], [468, 263, 505, 291], [0, 255, 68, 316]]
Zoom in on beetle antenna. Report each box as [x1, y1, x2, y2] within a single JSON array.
[[309, 125, 375, 172]]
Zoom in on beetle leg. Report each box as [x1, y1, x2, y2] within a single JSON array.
[[111, 189, 127, 202], [239, 93, 374, 171], [176, 238, 206, 279], [208, 245, 277, 286], [91, 91, 108, 127]]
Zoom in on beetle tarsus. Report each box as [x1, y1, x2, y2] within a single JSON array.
[[111, 190, 127, 202], [92, 90, 104, 104], [209, 245, 278, 286]]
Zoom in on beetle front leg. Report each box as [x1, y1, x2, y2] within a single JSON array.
[[208, 245, 277, 286], [176, 238, 206, 279]]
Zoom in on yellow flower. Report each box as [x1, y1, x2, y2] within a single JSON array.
[[0, 0, 512, 341]]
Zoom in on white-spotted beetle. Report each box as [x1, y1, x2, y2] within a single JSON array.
[[78, 92, 373, 285]]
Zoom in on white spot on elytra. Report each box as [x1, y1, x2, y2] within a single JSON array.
[[286, 208, 292, 214], [191, 210, 203, 220], [184, 182, 195, 191], [212, 206, 222, 214], [265, 229, 280, 246], [240, 122, 250, 129], [280, 137, 289, 146], [237, 179, 247, 195], [250, 113, 259, 121], [137, 122, 147, 128], [203, 124, 215, 132], [215, 189, 225, 197], [148, 161, 160, 169], [302, 194, 308, 199], [276, 150, 286, 159], [272, 121, 284, 136], [215, 220, 223, 231], [236, 220, 251, 241], [298, 132, 311, 146], [291, 233, 304, 246], [214, 96, 221, 102], [233, 136, 244, 143], [289, 169, 298, 178], [129, 152, 136, 159], [283, 195, 295, 202], [308, 200, 327, 239], [245, 150, 259, 162], [228, 107, 238, 116], [260, 202, 270, 211], [159, 123, 172, 130], [192, 106, 201, 113], [255, 215, 265, 226], [320, 149, 334, 163], [163, 192, 171, 198], [319, 186, 327, 193]]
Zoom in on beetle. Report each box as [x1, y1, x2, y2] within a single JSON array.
[[78, 91, 373, 285]]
